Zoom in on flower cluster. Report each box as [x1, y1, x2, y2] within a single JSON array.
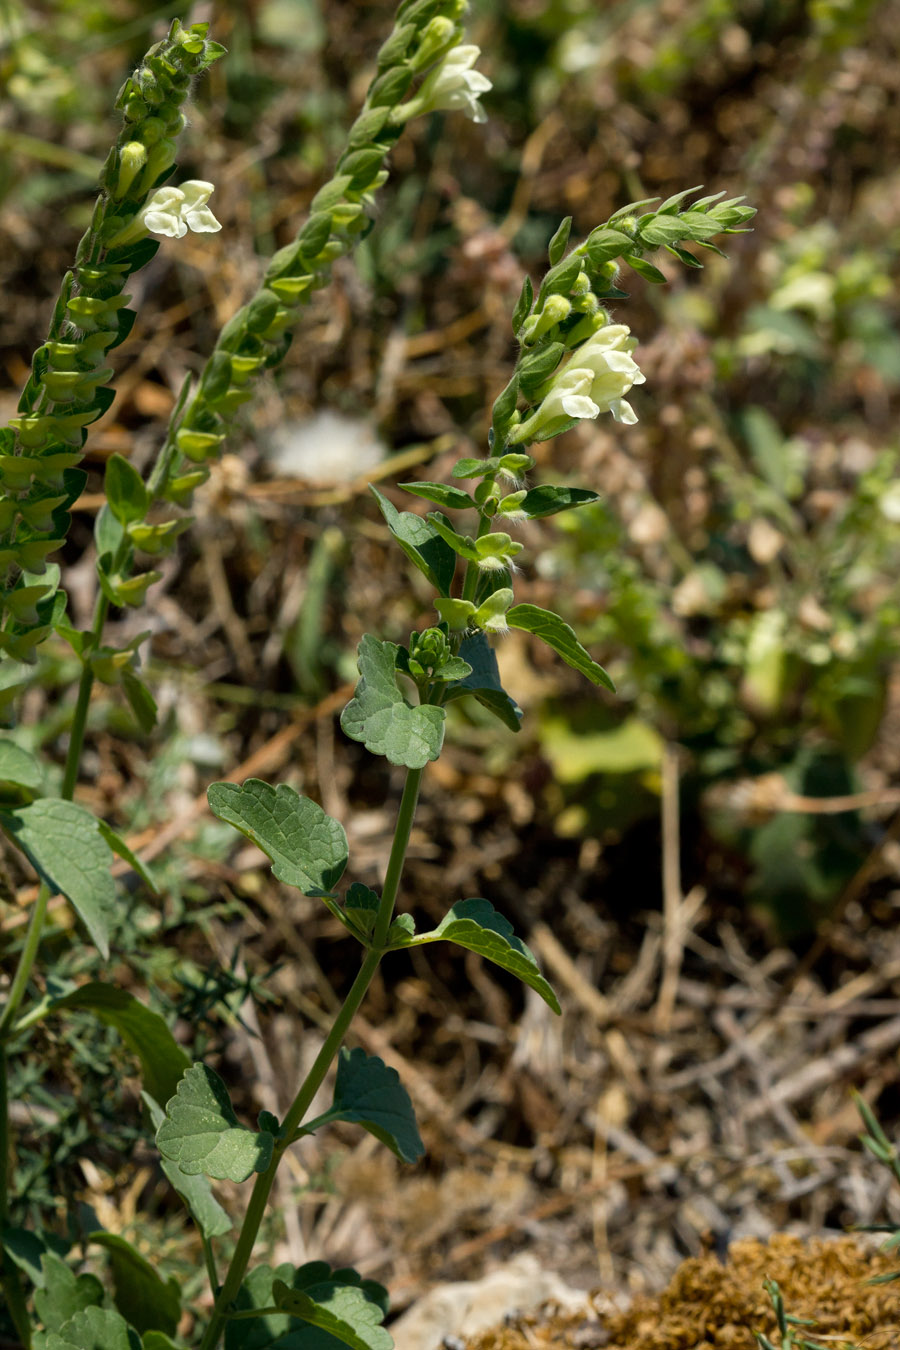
[[107, 181, 221, 247], [508, 323, 646, 444]]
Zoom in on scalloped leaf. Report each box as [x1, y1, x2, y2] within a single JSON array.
[[225, 1263, 389, 1350], [156, 1063, 274, 1182], [143, 1094, 232, 1240], [340, 634, 444, 769], [506, 603, 614, 690], [303, 1048, 423, 1163], [370, 485, 456, 596], [43, 1306, 138, 1350], [34, 1253, 104, 1332], [410, 897, 560, 1013], [272, 1275, 392, 1350], [0, 798, 116, 958], [207, 779, 348, 895]]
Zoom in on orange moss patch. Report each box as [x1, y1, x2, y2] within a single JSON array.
[[465, 1236, 899, 1349]]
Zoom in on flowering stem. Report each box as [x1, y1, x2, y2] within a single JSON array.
[[198, 765, 423, 1348]]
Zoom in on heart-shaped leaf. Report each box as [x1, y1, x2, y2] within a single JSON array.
[[0, 798, 116, 957], [156, 1063, 274, 1183], [272, 1271, 392, 1350], [34, 1253, 104, 1332], [303, 1048, 423, 1163], [43, 1306, 138, 1350], [208, 779, 348, 895], [143, 1094, 232, 1240], [506, 603, 614, 690], [340, 635, 445, 769], [410, 897, 560, 1013]]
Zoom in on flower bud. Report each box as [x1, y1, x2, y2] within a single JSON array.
[[115, 142, 148, 198]]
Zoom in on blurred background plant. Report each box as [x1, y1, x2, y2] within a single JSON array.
[[2, 0, 900, 1320]]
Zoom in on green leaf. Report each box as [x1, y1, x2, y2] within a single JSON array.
[[156, 1062, 275, 1183], [105, 454, 149, 527], [94, 503, 126, 565], [272, 1273, 392, 1350], [143, 1094, 232, 1240], [451, 456, 503, 480], [506, 603, 614, 690], [656, 185, 704, 213], [444, 631, 522, 733], [583, 227, 634, 266], [511, 275, 533, 333], [623, 254, 667, 284], [95, 820, 158, 893], [369, 486, 456, 596], [340, 635, 445, 769], [51, 982, 190, 1106], [517, 485, 600, 518], [547, 216, 572, 266], [409, 897, 560, 1013], [34, 1253, 104, 1331], [399, 481, 474, 511], [89, 1233, 180, 1337], [0, 738, 43, 803], [343, 883, 379, 940], [44, 1307, 139, 1350], [225, 1264, 388, 1350], [142, 1336, 182, 1350], [424, 513, 479, 563], [303, 1048, 423, 1163], [0, 799, 116, 958], [121, 669, 158, 734], [1, 1225, 48, 1284], [637, 214, 690, 246], [665, 244, 703, 269], [207, 779, 348, 895]]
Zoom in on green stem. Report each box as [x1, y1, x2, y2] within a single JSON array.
[[197, 765, 424, 1350], [61, 591, 110, 801], [0, 884, 50, 1042], [460, 513, 493, 605], [0, 1049, 32, 1348]]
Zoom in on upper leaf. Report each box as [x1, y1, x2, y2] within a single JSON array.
[[409, 897, 560, 1014], [0, 798, 116, 958], [516, 486, 601, 519], [443, 631, 522, 733], [369, 486, 456, 596], [506, 603, 614, 690], [143, 1094, 232, 1240], [208, 779, 348, 895], [156, 1062, 274, 1183], [340, 634, 445, 769], [303, 1047, 423, 1163], [399, 481, 474, 511], [89, 1233, 180, 1338], [52, 982, 190, 1107], [105, 453, 149, 527]]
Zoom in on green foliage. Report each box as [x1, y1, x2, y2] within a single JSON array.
[[301, 1048, 423, 1164], [340, 635, 446, 769], [207, 780, 348, 895], [156, 1063, 275, 1183]]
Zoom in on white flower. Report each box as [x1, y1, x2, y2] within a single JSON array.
[[415, 44, 492, 124], [140, 180, 222, 238], [509, 322, 645, 442]]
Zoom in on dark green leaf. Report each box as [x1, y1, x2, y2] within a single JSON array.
[[637, 215, 690, 246], [156, 1062, 275, 1182], [623, 254, 667, 284], [303, 1048, 423, 1163], [444, 631, 522, 733], [207, 779, 348, 895], [517, 486, 600, 518], [656, 185, 704, 213], [272, 1276, 392, 1350], [343, 883, 379, 940], [511, 275, 533, 333], [89, 1233, 180, 1337], [34, 1253, 104, 1331], [537, 252, 582, 304], [399, 481, 474, 511], [225, 1264, 388, 1350], [583, 228, 633, 266], [506, 603, 614, 689], [424, 513, 479, 563], [105, 454, 149, 527], [369, 486, 456, 596], [340, 635, 445, 769], [491, 374, 520, 441], [51, 982, 190, 1106], [665, 244, 703, 269], [95, 820, 157, 893], [143, 1094, 232, 1240], [0, 799, 116, 957], [451, 457, 502, 480], [120, 669, 158, 734], [410, 898, 560, 1013], [0, 738, 43, 803], [1, 1226, 47, 1284]]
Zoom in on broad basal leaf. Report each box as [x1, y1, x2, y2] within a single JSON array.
[[44, 1306, 138, 1350], [444, 631, 522, 733], [370, 486, 456, 597], [340, 635, 445, 769], [410, 897, 560, 1014], [34, 1253, 104, 1332], [89, 1233, 180, 1337], [156, 1063, 274, 1183], [506, 604, 614, 690], [143, 1094, 232, 1240], [272, 1268, 392, 1350], [0, 798, 116, 957], [208, 779, 348, 895], [52, 982, 189, 1107], [303, 1048, 423, 1163]]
